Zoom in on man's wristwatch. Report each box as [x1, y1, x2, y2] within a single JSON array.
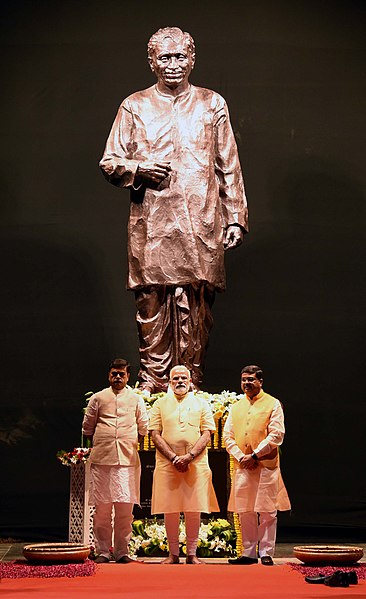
[[189, 451, 195, 460], [251, 452, 258, 460]]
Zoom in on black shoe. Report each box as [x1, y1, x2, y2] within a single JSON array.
[[94, 555, 110, 563], [228, 556, 258, 565], [260, 556, 274, 566], [306, 570, 358, 586], [328, 570, 358, 585], [346, 571, 358, 585], [305, 574, 327, 584], [324, 572, 349, 587]]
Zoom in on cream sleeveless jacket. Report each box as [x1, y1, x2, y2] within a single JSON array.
[[230, 392, 278, 470]]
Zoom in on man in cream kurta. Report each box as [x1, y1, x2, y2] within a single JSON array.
[[149, 365, 219, 564], [82, 358, 148, 563], [224, 365, 291, 565]]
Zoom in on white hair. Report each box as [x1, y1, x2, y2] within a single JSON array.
[[169, 365, 191, 379]]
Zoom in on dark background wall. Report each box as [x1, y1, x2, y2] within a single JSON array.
[[1, 0, 365, 540]]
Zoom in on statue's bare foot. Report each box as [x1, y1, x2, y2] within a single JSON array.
[[138, 382, 154, 395], [186, 555, 205, 564], [161, 555, 180, 564]]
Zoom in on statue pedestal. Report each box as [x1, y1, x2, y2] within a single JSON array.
[[68, 462, 94, 545]]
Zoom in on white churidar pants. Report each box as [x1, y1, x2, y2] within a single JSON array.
[[93, 502, 133, 560], [239, 510, 277, 558], [164, 512, 201, 556]]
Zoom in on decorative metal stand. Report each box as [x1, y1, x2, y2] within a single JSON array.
[[69, 462, 94, 545], [229, 455, 242, 556]]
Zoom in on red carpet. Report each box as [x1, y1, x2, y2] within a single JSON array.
[[1, 563, 365, 598]]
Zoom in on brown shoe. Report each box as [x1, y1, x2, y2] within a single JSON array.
[[186, 555, 205, 564], [94, 555, 110, 563], [116, 555, 135, 564], [161, 555, 180, 564]]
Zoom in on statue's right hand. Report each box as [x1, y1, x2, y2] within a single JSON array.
[[136, 161, 171, 183]]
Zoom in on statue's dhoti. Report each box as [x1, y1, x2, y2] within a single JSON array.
[[135, 283, 215, 392]]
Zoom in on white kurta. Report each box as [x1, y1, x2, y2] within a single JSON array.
[[82, 386, 148, 505], [89, 464, 141, 505], [224, 399, 291, 513]]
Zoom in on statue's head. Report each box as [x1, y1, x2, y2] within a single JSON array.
[[147, 27, 196, 91]]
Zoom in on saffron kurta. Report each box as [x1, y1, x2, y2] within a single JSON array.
[[223, 391, 291, 513], [148, 392, 219, 514], [82, 386, 148, 505], [99, 84, 248, 291]]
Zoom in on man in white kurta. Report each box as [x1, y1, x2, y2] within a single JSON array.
[[223, 365, 290, 565], [149, 365, 219, 564], [82, 358, 148, 563]]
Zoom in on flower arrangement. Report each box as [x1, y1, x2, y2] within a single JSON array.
[[129, 518, 236, 558], [197, 518, 237, 557], [194, 390, 241, 421], [56, 447, 91, 466], [133, 385, 242, 420]]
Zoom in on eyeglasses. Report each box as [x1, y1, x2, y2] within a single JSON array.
[[241, 377, 258, 383], [110, 371, 126, 378]]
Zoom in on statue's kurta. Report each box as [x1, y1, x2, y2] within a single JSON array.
[[100, 84, 248, 291]]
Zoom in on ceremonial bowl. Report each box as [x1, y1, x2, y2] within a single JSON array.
[[23, 542, 91, 563], [293, 544, 364, 565]]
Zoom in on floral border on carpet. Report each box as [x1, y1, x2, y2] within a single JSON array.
[[289, 562, 366, 580], [0, 559, 97, 579]]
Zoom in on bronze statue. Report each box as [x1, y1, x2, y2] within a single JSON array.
[[100, 27, 248, 392]]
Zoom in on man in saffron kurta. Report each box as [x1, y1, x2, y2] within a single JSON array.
[[223, 365, 290, 565], [82, 358, 148, 563], [149, 365, 219, 564], [99, 27, 248, 392]]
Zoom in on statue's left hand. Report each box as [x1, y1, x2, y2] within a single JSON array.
[[224, 225, 244, 250]]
